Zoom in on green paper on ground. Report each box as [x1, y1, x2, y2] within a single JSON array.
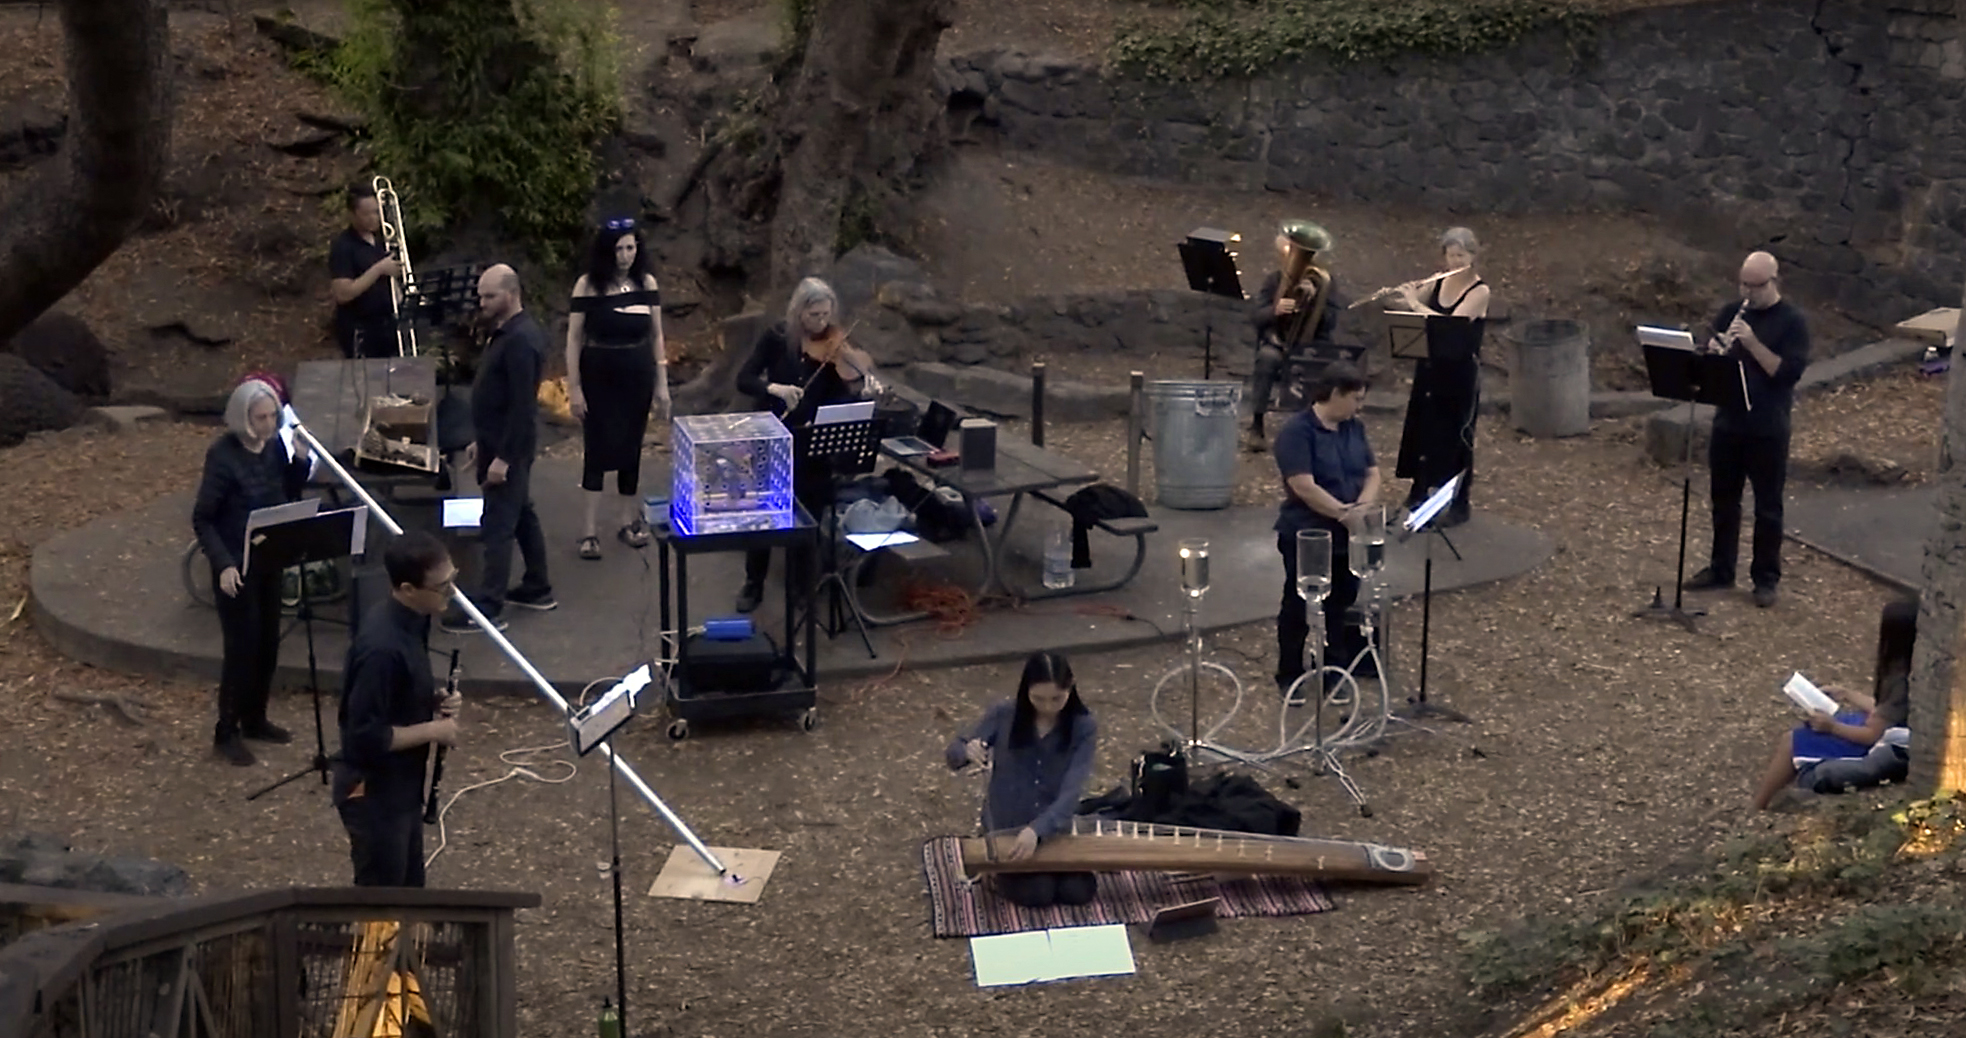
[[969, 924, 1136, 987]]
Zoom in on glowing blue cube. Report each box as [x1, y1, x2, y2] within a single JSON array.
[[670, 412, 796, 536]]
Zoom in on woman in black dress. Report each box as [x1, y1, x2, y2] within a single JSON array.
[[191, 377, 312, 766], [567, 218, 668, 559], [1394, 227, 1489, 526]]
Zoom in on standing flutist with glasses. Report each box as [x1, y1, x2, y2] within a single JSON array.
[[333, 532, 462, 887], [1685, 251, 1811, 608]]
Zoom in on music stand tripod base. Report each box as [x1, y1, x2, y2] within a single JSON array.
[[1633, 587, 1705, 632]]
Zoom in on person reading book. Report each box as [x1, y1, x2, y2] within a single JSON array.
[[1751, 597, 1916, 811]]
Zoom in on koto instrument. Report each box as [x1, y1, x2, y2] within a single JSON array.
[[957, 818, 1432, 887]]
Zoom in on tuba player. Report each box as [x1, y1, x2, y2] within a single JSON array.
[[1247, 220, 1347, 452]]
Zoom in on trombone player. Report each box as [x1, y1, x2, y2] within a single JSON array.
[[329, 182, 401, 359], [1247, 220, 1347, 452]]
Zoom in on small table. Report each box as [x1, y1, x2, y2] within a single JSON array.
[[883, 440, 1104, 601], [653, 505, 820, 739]]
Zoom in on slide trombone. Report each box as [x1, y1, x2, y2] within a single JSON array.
[[372, 175, 419, 357], [1348, 266, 1471, 310]]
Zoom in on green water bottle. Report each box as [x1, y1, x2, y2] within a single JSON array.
[[598, 997, 621, 1038]]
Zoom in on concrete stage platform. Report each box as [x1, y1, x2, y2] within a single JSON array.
[[1785, 485, 1931, 591], [31, 456, 1553, 698]]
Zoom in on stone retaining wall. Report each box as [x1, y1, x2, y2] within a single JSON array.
[[940, 0, 1966, 321]]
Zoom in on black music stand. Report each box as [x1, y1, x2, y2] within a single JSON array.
[[1394, 475, 1473, 725], [794, 416, 882, 658], [1632, 336, 1748, 632], [1386, 311, 1429, 360], [402, 264, 484, 484], [248, 506, 366, 801], [1178, 228, 1247, 381]]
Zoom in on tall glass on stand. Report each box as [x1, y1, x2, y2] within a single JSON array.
[[1346, 505, 1387, 679], [1178, 539, 1210, 757], [1295, 529, 1333, 697]]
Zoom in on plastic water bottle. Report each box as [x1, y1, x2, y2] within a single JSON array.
[[1043, 526, 1074, 590], [598, 997, 620, 1038]]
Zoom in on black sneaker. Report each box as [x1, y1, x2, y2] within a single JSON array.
[[735, 582, 764, 614], [441, 608, 507, 634], [215, 735, 257, 767], [242, 720, 293, 744], [1753, 584, 1779, 608], [507, 587, 559, 611], [1684, 568, 1734, 591]]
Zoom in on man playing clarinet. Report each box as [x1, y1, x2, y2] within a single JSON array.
[[1686, 250, 1811, 608], [334, 532, 460, 887]]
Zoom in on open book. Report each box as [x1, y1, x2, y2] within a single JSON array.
[[1783, 672, 1839, 716]]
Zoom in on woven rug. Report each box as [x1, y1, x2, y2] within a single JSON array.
[[920, 836, 1336, 938]]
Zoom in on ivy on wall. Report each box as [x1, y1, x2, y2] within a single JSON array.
[[307, 0, 622, 265], [1110, 0, 1598, 80]]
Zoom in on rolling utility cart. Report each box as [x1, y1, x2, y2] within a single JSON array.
[[653, 504, 820, 740]]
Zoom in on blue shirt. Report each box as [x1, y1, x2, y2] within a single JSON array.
[[1273, 408, 1375, 534], [945, 700, 1098, 839]]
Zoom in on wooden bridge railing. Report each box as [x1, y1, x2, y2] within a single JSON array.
[[0, 886, 541, 1038]]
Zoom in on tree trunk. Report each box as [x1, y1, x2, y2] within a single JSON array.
[[1909, 294, 1966, 795], [0, 0, 173, 347], [766, 0, 955, 286]]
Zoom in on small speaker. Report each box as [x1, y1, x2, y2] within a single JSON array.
[[959, 418, 997, 472]]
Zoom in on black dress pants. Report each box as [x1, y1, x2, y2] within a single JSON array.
[[997, 871, 1096, 908], [336, 793, 426, 887], [1707, 425, 1790, 589], [1276, 529, 1362, 690], [476, 458, 550, 614], [212, 563, 283, 743]]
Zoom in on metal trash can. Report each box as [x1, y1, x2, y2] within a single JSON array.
[[1510, 319, 1591, 438], [1145, 380, 1242, 510]]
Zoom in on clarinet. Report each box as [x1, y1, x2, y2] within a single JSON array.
[[424, 649, 459, 825]]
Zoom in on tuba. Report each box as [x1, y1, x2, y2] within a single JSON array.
[[1275, 220, 1332, 350], [371, 175, 419, 358]]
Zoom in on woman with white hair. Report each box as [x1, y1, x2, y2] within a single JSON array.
[[1393, 226, 1489, 527], [191, 377, 313, 766], [731, 276, 880, 613]]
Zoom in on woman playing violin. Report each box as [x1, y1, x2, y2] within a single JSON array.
[[732, 276, 883, 613]]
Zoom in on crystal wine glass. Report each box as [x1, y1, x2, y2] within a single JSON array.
[[1296, 529, 1332, 603], [1348, 504, 1387, 580], [1178, 538, 1210, 599]]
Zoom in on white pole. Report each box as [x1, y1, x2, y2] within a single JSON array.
[[292, 419, 728, 875]]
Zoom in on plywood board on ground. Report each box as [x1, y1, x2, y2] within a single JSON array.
[[647, 846, 780, 904]]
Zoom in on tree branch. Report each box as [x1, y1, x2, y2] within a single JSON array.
[[0, 0, 173, 346]]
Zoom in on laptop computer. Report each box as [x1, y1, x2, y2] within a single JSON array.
[[883, 400, 960, 457]]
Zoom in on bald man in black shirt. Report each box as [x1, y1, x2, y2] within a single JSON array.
[[1686, 251, 1811, 608]]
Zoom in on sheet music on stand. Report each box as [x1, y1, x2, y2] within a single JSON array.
[[1403, 474, 1463, 533], [243, 502, 367, 576], [1636, 325, 1751, 411]]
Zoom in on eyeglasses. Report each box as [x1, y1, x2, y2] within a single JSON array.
[[605, 217, 636, 231], [1739, 277, 1774, 289], [420, 574, 458, 595]]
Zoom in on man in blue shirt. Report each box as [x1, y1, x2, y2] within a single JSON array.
[[1273, 364, 1381, 695], [1685, 251, 1811, 608]]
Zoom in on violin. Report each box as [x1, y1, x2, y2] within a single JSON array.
[[801, 324, 875, 389]]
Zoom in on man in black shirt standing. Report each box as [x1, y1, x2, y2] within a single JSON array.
[[1272, 364, 1380, 695], [328, 183, 401, 359], [1686, 251, 1811, 608], [443, 264, 556, 632], [335, 532, 460, 887]]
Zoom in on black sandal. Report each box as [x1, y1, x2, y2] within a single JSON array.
[[578, 536, 602, 560], [619, 519, 651, 549]]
